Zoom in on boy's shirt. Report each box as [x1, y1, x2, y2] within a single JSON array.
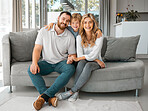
[[67, 26, 79, 39]]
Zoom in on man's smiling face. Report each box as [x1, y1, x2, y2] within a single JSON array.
[[57, 13, 71, 30]]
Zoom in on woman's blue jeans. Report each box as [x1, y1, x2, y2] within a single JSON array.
[[28, 60, 75, 98]]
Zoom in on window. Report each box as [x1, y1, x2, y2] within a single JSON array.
[[70, 0, 100, 27], [22, 0, 40, 30], [21, 0, 100, 30], [47, 0, 63, 24], [88, 0, 100, 25]]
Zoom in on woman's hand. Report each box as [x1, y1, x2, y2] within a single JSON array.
[[98, 61, 105, 68], [45, 23, 54, 31], [95, 59, 105, 68], [72, 56, 86, 62], [72, 56, 80, 62]]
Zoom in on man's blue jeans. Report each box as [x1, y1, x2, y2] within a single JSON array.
[[28, 60, 75, 98]]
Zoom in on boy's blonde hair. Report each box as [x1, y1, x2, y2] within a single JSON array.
[[71, 13, 82, 23]]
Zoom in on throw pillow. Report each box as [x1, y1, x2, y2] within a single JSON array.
[[104, 35, 140, 62], [10, 29, 37, 62]]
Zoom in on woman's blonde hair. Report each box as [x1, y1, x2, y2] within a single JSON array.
[[71, 13, 82, 23], [79, 13, 98, 48]]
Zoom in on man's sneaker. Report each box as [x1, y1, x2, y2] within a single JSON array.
[[48, 96, 58, 107], [56, 90, 73, 100], [68, 92, 79, 102], [33, 94, 45, 110]]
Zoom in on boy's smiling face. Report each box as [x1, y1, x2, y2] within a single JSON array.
[[70, 19, 80, 32]]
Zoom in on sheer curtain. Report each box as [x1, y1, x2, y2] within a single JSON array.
[[0, 0, 12, 66], [100, 0, 110, 36]]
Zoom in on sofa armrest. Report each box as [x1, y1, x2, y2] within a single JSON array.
[[2, 34, 11, 86]]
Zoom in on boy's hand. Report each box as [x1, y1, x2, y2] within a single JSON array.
[[45, 23, 54, 31], [96, 29, 102, 38]]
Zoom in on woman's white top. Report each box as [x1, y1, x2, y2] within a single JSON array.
[[76, 35, 104, 61]]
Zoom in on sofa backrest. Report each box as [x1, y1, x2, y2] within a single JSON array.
[[9, 30, 38, 62], [8, 30, 108, 62], [101, 37, 107, 57]]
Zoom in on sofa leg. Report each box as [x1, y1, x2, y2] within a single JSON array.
[[10, 85, 13, 93], [135, 89, 139, 97], [64, 87, 67, 92]]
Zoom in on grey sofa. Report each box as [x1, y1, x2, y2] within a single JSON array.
[[2, 31, 145, 97]]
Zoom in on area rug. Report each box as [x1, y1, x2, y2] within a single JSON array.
[[0, 96, 143, 111]]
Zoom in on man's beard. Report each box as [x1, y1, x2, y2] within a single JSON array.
[[57, 21, 67, 30]]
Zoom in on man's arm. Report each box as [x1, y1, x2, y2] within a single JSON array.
[[30, 44, 43, 74]]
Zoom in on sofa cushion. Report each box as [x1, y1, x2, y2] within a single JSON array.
[[11, 60, 144, 81], [11, 61, 60, 77], [104, 35, 140, 62], [10, 30, 37, 62], [91, 59, 144, 81]]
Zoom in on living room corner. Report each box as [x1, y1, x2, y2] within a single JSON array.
[[0, 0, 148, 111]]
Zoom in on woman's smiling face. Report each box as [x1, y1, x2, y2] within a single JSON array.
[[83, 17, 94, 32]]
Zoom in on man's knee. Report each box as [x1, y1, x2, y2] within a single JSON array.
[[27, 65, 35, 76], [68, 64, 75, 73], [27, 66, 31, 75]]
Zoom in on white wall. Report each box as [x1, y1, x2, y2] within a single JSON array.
[[110, 0, 148, 36]]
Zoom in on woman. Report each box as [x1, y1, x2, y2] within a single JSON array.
[[57, 13, 105, 102]]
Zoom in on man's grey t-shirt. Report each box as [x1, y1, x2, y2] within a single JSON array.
[[35, 25, 76, 64]]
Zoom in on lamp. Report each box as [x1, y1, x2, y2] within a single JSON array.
[[60, 0, 74, 10]]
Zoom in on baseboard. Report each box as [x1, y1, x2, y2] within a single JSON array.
[[136, 54, 148, 59]]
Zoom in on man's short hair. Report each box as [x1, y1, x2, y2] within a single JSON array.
[[59, 11, 72, 18]]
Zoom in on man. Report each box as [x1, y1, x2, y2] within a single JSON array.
[[28, 11, 76, 110]]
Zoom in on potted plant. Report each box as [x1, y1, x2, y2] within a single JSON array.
[[125, 4, 140, 21], [125, 10, 140, 21]]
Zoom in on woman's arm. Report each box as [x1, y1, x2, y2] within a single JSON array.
[[76, 35, 84, 58], [84, 37, 104, 61]]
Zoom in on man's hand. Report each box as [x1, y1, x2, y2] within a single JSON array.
[[67, 56, 73, 64], [30, 63, 40, 74]]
